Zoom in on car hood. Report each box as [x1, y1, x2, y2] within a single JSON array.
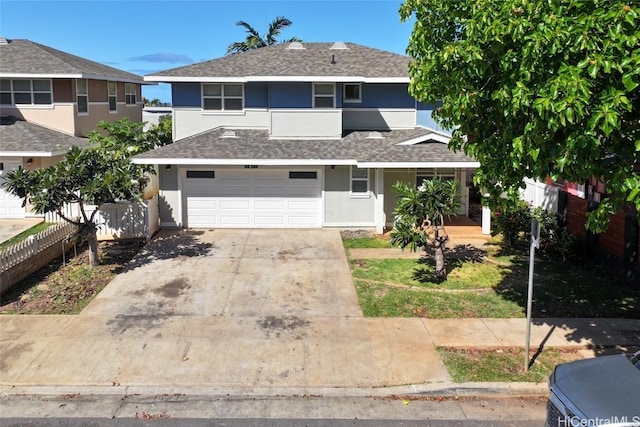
[[551, 354, 640, 420]]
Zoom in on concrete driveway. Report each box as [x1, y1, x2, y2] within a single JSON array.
[[1, 228, 450, 392], [81, 229, 363, 317]]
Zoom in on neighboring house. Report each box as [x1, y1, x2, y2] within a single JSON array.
[[135, 42, 484, 233], [522, 176, 639, 284], [0, 37, 147, 219], [142, 106, 172, 131]]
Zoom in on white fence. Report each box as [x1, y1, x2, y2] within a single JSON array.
[[44, 195, 159, 241], [520, 178, 560, 212], [0, 221, 77, 273]]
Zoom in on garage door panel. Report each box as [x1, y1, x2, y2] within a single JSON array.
[[0, 160, 25, 219], [220, 199, 251, 210], [254, 216, 286, 226], [184, 168, 321, 228], [254, 199, 285, 210]]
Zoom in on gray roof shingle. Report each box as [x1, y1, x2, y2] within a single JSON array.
[[147, 43, 411, 80], [133, 127, 477, 166], [0, 39, 145, 83], [0, 116, 90, 155]]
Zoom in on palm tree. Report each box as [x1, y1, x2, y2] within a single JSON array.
[[226, 16, 301, 54]]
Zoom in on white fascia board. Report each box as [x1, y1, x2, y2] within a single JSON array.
[[144, 76, 248, 83], [144, 75, 408, 83], [357, 161, 480, 168], [132, 158, 357, 166], [364, 77, 410, 83], [1, 73, 146, 84], [396, 133, 451, 145], [0, 151, 65, 157]]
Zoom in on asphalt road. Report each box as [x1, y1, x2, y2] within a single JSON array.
[[0, 395, 546, 426], [0, 419, 544, 427]]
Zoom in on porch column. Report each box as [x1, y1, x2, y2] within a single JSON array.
[[482, 193, 491, 235], [375, 168, 385, 234]]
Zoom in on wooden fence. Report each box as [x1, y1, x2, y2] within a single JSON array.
[[0, 221, 78, 293]]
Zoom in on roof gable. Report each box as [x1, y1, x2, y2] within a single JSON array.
[[0, 38, 145, 83], [146, 42, 411, 82]]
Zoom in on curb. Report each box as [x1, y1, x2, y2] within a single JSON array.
[[0, 381, 549, 399]]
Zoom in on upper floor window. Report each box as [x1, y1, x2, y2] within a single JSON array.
[[0, 79, 52, 105], [313, 83, 335, 108], [108, 81, 117, 112], [76, 79, 88, 114], [125, 83, 136, 105], [343, 83, 361, 103], [351, 166, 369, 194], [202, 83, 243, 111]]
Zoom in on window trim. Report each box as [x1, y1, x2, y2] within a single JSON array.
[[202, 83, 244, 111], [125, 83, 137, 106], [350, 166, 369, 196], [0, 78, 52, 106], [313, 82, 336, 108], [76, 78, 88, 115], [108, 81, 117, 113], [343, 83, 362, 103]]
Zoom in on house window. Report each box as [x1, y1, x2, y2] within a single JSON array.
[[0, 79, 52, 105], [416, 170, 455, 187], [202, 83, 243, 111], [108, 81, 117, 112], [313, 83, 335, 108], [125, 83, 136, 105], [343, 83, 361, 103], [186, 170, 215, 179], [289, 171, 317, 179], [76, 79, 88, 114], [351, 166, 369, 194]]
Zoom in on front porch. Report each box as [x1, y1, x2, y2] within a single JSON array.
[[380, 215, 491, 247]]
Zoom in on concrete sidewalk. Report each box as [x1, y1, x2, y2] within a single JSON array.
[[1, 314, 638, 397]]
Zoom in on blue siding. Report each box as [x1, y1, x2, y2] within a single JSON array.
[[417, 101, 451, 135], [269, 82, 311, 108], [344, 83, 414, 109], [245, 82, 268, 108], [172, 83, 201, 107]]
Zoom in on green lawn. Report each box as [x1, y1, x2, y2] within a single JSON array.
[[438, 347, 582, 382], [0, 222, 55, 250], [347, 241, 640, 319], [342, 237, 392, 249]]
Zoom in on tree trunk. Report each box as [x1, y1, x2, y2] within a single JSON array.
[[433, 236, 447, 281], [87, 229, 99, 267]]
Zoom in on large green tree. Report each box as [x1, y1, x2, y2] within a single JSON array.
[[400, 1, 640, 232], [390, 178, 461, 281], [226, 16, 301, 54], [2, 118, 171, 266]]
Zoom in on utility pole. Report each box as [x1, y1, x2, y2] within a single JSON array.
[[525, 217, 540, 372]]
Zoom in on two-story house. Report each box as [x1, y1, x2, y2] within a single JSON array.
[[135, 42, 486, 233], [0, 37, 146, 218]]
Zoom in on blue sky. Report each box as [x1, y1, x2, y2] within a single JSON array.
[[0, 0, 415, 103]]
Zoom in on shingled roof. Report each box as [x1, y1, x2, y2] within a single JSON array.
[[146, 42, 412, 82], [0, 116, 90, 155], [132, 127, 477, 167], [0, 38, 145, 83]]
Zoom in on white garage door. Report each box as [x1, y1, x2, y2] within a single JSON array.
[[183, 168, 322, 228], [0, 159, 25, 219]]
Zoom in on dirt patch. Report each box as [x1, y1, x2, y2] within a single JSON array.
[[340, 229, 377, 240], [0, 240, 145, 315]]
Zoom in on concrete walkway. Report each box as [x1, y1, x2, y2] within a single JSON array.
[[0, 229, 638, 398], [0, 218, 44, 245]]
